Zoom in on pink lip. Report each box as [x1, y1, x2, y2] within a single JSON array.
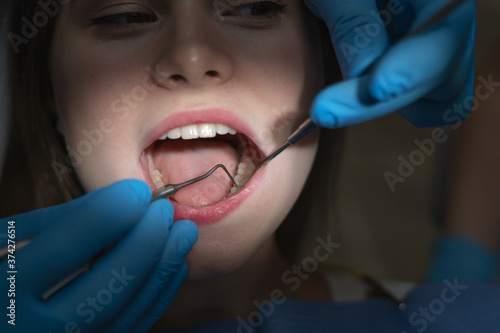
[[139, 108, 266, 225]]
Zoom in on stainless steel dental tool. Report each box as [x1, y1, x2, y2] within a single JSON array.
[[256, 118, 317, 170], [256, 0, 469, 170], [151, 163, 238, 202], [0, 163, 238, 300]]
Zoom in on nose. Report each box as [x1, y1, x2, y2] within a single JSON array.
[[156, 13, 234, 89]]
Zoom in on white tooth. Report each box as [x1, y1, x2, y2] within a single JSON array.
[[228, 186, 240, 198], [237, 161, 249, 174], [155, 179, 165, 188], [228, 127, 237, 135], [167, 128, 181, 139], [238, 165, 247, 175], [159, 133, 168, 140], [181, 125, 199, 140], [150, 168, 160, 179], [225, 160, 257, 199], [215, 123, 229, 135], [149, 168, 165, 189], [199, 123, 217, 138], [237, 160, 256, 175]]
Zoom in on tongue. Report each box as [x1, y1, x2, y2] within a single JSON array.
[[153, 140, 239, 206]]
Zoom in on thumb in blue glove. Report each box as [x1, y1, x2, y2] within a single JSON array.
[[0, 179, 198, 333], [304, 0, 476, 128]]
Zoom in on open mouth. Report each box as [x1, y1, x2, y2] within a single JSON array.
[[143, 123, 263, 207]]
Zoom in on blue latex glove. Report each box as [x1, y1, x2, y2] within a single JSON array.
[[303, 0, 476, 128], [0, 180, 198, 333], [426, 234, 499, 283]]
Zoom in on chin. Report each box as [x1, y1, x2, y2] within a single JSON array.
[[184, 230, 264, 280]]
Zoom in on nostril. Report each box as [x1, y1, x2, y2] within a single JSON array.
[[171, 74, 184, 82], [205, 70, 218, 78]]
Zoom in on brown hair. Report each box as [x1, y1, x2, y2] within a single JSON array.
[[1, 1, 343, 264], [1, 0, 84, 217]]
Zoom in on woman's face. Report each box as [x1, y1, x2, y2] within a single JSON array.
[[51, 0, 324, 278]]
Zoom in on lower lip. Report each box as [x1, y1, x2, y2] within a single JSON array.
[[170, 167, 265, 225]]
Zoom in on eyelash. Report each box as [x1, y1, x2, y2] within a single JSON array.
[[220, 1, 288, 21], [89, 1, 288, 28], [90, 12, 156, 26]]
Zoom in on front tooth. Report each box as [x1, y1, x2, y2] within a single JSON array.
[[162, 123, 237, 141], [181, 125, 199, 140], [167, 128, 181, 139], [215, 123, 229, 135], [199, 124, 216, 138]]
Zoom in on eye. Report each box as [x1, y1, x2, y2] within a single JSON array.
[[90, 12, 156, 26], [218, 0, 288, 26], [88, 5, 158, 38], [231, 1, 287, 16]]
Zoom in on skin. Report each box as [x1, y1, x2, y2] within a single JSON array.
[[51, 0, 330, 326]]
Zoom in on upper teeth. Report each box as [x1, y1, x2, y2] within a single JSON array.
[[159, 123, 237, 141]]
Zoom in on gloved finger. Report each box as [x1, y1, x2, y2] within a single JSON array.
[[17, 179, 151, 296], [380, 0, 415, 44], [396, 66, 474, 127], [419, 14, 476, 103], [368, 0, 475, 103], [311, 75, 432, 128], [45, 199, 173, 331], [108, 220, 198, 332], [0, 187, 105, 247], [303, 0, 390, 78]]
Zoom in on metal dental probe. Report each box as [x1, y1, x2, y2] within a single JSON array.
[[256, 118, 317, 170], [151, 163, 239, 202], [256, 0, 469, 170], [0, 163, 238, 300]]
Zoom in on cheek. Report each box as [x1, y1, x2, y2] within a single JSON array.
[[231, 23, 324, 136], [51, 17, 151, 137], [51, 45, 131, 131], [50, 28, 152, 190]]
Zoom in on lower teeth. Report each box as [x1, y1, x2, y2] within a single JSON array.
[[228, 159, 256, 198], [150, 169, 165, 189], [148, 159, 257, 200]]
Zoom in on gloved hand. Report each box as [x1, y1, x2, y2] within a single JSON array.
[[426, 234, 499, 283], [0, 180, 198, 333], [304, 0, 476, 128]]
